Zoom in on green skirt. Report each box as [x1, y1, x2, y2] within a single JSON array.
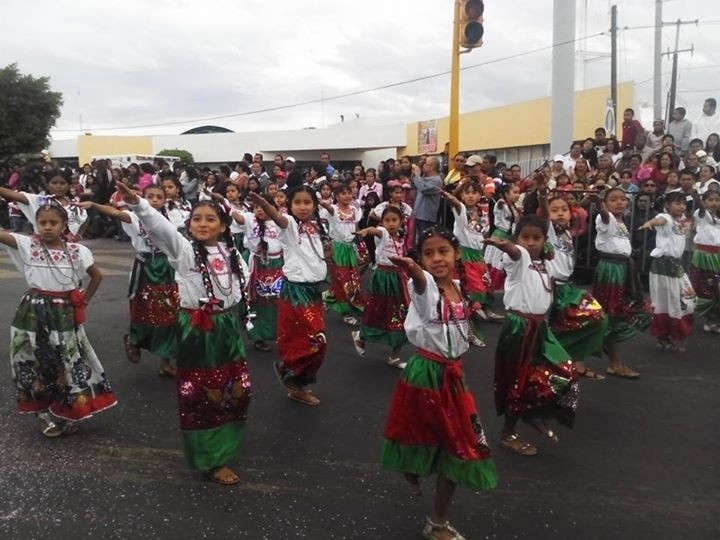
[[325, 241, 364, 316], [247, 256, 283, 342], [360, 266, 409, 348], [550, 282, 608, 361]]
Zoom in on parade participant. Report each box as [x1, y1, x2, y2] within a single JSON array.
[[537, 188, 608, 379], [77, 185, 180, 377], [162, 175, 192, 235], [0, 204, 115, 437], [484, 183, 521, 292], [0, 169, 87, 241], [381, 227, 497, 540], [352, 206, 410, 368], [487, 215, 578, 456], [689, 191, 720, 332], [320, 184, 364, 325], [221, 183, 246, 252], [117, 183, 251, 486], [593, 188, 652, 378], [639, 192, 697, 351], [274, 189, 288, 214], [371, 182, 413, 223], [232, 194, 283, 352], [248, 187, 329, 406]]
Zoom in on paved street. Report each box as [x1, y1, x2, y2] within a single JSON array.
[[0, 239, 717, 539]]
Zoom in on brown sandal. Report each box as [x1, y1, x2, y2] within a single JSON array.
[[123, 334, 141, 363], [500, 434, 538, 456], [207, 466, 240, 486], [287, 388, 320, 406], [606, 364, 640, 379]]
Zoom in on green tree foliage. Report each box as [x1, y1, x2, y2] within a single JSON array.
[[157, 148, 194, 164], [0, 64, 63, 160]]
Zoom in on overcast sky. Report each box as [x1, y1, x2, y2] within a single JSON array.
[[2, 0, 719, 140]]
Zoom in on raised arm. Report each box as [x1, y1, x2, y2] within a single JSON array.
[[0, 187, 29, 205], [440, 191, 462, 213], [483, 236, 522, 261], [247, 191, 288, 229], [0, 230, 19, 249], [638, 215, 668, 230], [354, 227, 383, 239], [76, 201, 132, 223], [389, 255, 427, 294]]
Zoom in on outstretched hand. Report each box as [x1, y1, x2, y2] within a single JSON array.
[[483, 236, 507, 249], [73, 201, 94, 210], [388, 255, 418, 273], [116, 182, 140, 205], [246, 192, 265, 206]]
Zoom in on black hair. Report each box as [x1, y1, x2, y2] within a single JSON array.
[[161, 174, 186, 202], [690, 138, 704, 148], [286, 184, 331, 248], [663, 191, 686, 207], [186, 166, 199, 180], [35, 203, 68, 223], [680, 169, 696, 180], [333, 183, 352, 198], [514, 214, 548, 239], [139, 162, 155, 175], [706, 98, 717, 109], [458, 180, 483, 195], [699, 190, 720, 219], [602, 187, 626, 201], [363, 191, 381, 209], [380, 205, 406, 239], [253, 194, 277, 257], [624, 108, 635, 115]]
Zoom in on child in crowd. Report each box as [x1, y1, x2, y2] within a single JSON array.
[[78, 186, 180, 377], [274, 190, 288, 214], [381, 227, 497, 540], [639, 192, 696, 351], [320, 185, 365, 325], [593, 188, 652, 378], [487, 215, 578, 456], [248, 188, 330, 406], [689, 191, 720, 332], [358, 191, 382, 266], [118, 183, 251, 486], [0, 204, 115, 437], [222, 183, 246, 252], [484, 183, 521, 292], [316, 181, 333, 207], [352, 206, 410, 368], [162, 176, 192, 235]]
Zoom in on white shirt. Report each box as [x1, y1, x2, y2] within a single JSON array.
[[375, 227, 405, 266], [129, 198, 247, 309], [502, 246, 554, 315], [595, 213, 631, 257], [18, 193, 87, 235], [320, 205, 361, 244], [165, 200, 191, 230], [404, 271, 470, 358], [651, 213, 691, 259], [240, 212, 282, 257], [694, 179, 720, 195], [693, 209, 720, 246], [493, 200, 516, 234], [453, 203, 490, 251], [546, 225, 575, 282], [278, 217, 327, 283], [358, 182, 383, 204], [5, 234, 93, 291], [122, 211, 155, 254], [372, 202, 413, 221], [692, 112, 720, 144]]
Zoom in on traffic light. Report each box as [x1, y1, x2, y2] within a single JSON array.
[[459, 0, 484, 49]]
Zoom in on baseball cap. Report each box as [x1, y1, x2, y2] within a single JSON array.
[[696, 150, 708, 158], [285, 156, 296, 163], [466, 155, 483, 166], [553, 154, 565, 162], [229, 171, 240, 181]]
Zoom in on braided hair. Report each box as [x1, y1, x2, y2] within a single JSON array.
[[381, 205, 406, 240], [287, 184, 332, 253], [254, 194, 277, 257]]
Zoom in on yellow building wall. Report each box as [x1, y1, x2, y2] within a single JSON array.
[[77, 135, 154, 165], [400, 83, 634, 156]]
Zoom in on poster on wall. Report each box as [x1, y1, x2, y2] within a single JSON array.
[[418, 120, 438, 154]]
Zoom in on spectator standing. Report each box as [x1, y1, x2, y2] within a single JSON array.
[[647, 120, 665, 151], [621, 108, 644, 150], [284, 157, 305, 190], [668, 107, 693, 153], [320, 152, 336, 176], [412, 157, 443, 241], [693, 98, 720, 144]]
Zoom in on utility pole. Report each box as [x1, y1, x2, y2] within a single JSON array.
[[653, 0, 662, 121], [662, 18, 697, 126], [610, 3, 617, 132], [449, 0, 462, 159], [550, 0, 576, 155]]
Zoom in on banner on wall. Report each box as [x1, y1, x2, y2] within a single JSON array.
[[418, 120, 438, 154]]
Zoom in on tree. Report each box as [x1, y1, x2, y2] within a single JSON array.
[[157, 148, 194, 164], [0, 64, 63, 161]]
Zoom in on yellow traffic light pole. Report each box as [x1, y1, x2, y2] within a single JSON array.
[[449, 0, 462, 159]]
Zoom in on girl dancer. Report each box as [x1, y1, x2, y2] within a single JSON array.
[[223, 183, 246, 252], [117, 183, 251, 486], [487, 215, 578, 456], [320, 184, 364, 325], [483, 183, 521, 293], [593, 188, 652, 378], [0, 169, 87, 241], [232, 194, 284, 352], [689, 191, 720, 332], [162, 175, 192, 235], [352, 206, 410, 368], [639, 192, 697, 351], [381, 227, 497, 540], [77, 185, 180, 377], [538, 188, 608, 380], [248, 188, 329, 406], [0, 204, 116, 437]]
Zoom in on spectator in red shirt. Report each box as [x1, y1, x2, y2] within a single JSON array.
[[621, 108, 645, 150]]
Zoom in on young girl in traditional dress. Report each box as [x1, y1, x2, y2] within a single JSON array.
[[0, 204, 115, 437], [487, 215, 578, 457], [352, 206, 410, 368], [247, 187, 329, 406], [162, 175, 192, 235], [638, 192, 697, 351], [484, 183, 521, 293], [689, 191, 720, 332], [381, 227, 497, 540], [232, 194, 283, 352], [117, 183, 251, 486], [77, 185, 180, 377], [320, 184, 364, 325], [223, 183, 246, 252], [593, 188, 652, 378], [0, 169, 87, 241], [538, 189, 608, 380]]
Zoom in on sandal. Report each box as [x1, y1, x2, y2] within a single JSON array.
[[62, 421, 80, 436], [468, 334, 486, 348], [207, 466, 240, 486], [37, 413, 63, 438], [422, 517, 466, 540], [343, 316, 359, 326], [485, 310, 505, 321], [123, 334, 141, 364], [287, 388, 321, 406], [351, 330, 366, 357], [576, 367, 605, 380], [522, 418, 559, 443], [387, 356, 407, 369], [500, 433, 538, 456], [254, 340, 271, 352], [606, 364, 640, 379]]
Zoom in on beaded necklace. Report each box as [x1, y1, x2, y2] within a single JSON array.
[[438, 281, 470, 345], [193, 243, 233, 302], [38, 237, 78, 288]]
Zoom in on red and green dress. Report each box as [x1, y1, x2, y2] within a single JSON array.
[[381, 272, 497, 491], [689, 209, 720, 323]]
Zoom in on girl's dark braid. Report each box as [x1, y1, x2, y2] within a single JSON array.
[[220, 226, 250, 320], [257, 218, 269, 257], [191, 240, 215, 300], [313, 208, 332, 251]]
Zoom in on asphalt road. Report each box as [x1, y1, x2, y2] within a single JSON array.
[[0, 239, 717, 540]]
